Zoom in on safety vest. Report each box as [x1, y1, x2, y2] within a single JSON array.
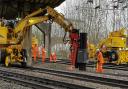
[[97, 51, 104, 64]]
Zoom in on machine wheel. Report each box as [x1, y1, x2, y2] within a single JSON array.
[[0, 49, 7, 63], [5, 56, 11, 67], [109, 50, 118, 62], [21, 49, 27, 67], [21, 57, 27, 67]]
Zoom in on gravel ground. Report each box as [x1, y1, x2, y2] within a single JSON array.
[[0, 79, 31, 89], [0, 66, 125, 89]]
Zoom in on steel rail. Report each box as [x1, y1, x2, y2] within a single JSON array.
[[28, 67, 128, 88], [0, 69, 93, 89]]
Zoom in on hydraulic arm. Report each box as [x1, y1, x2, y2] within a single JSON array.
[[14, 6, 73, 44]]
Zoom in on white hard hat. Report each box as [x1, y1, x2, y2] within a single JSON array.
[[96, 49, 100, 52]]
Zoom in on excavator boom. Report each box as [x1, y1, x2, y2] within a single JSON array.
[[14, 6, 73, 44], [14, 6, 73, 34], [14, 16, 49, 33]]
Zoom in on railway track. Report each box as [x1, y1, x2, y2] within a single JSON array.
[[87, 64, 128, 71], [43, 59, 128, 71], [8, 62, 128, 78], [0, 69, 93, 89], [28, 64, 128, 78], [29, 67, 128, 88], [2, 66, 127, 88]]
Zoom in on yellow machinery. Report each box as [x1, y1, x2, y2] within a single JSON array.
[[88, 43, 96, 60], [97, 28, 128, 64], [0, 6, 73, 67]]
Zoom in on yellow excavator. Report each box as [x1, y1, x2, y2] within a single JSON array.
[[90, 28, 128, 64], [0, 6, 73, 67]]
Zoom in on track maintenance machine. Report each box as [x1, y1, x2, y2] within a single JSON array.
[[97, 28, 128, 64], [0, 6, 80, 67]]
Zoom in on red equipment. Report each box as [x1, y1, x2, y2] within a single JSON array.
[[69, 29, 79, 66]]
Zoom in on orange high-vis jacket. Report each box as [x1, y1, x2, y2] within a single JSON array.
[[97, 51, 104, 64], [50, 52, 57, 61], [42, 48, 46, 57], [35, 46, 38, 53], [52, 52, 57, 60]]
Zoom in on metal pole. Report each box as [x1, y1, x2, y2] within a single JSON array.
[[127, 1, 128, 28], [35, 25, 46, 48], [48, 22, 51, 57], [112, 0, 115, 31], [126, 1, 128, 47]]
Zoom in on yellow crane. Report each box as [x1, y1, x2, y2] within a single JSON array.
[[90, 28, 128, 64], [98, 28, 128, 64], [0, 6, 73, 67]]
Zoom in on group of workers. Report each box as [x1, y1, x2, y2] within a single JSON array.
[[32, 45, 104, 73], [32, 45, 57, 64]]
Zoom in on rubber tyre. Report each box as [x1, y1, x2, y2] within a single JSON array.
[[21, 49, 27, 68], [0, 49, 7, 63]]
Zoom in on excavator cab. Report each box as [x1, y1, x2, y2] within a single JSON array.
[[4, 21, 18, 44], [6, 21, 14, 39]]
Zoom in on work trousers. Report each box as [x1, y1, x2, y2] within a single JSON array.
[[96, 63, 103, 73], [50, 54, 56, 62], [42, 52, 46, 63]]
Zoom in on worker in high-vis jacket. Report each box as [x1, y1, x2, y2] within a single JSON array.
[[50, 52, 57, 62], [33, 44, 38, 62], [96, 49, 104, 73], [42, 47, 46, 64]]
